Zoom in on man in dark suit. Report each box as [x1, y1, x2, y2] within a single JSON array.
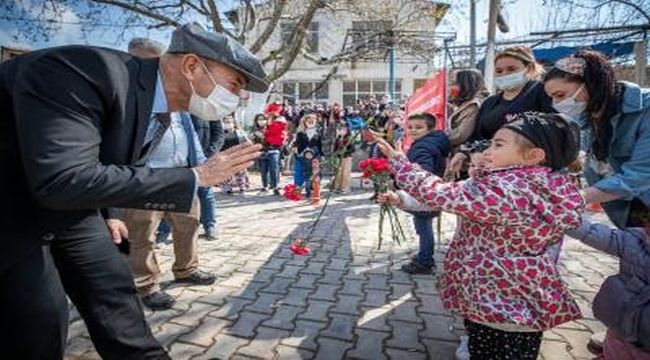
[[0, 22, 267, 359]]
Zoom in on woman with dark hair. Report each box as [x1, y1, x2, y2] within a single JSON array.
[[544, 49, 650, 229], [447, 46, 555, 176], [447, 69, 488, 155]]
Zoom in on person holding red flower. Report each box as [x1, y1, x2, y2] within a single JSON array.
[[376, 112, 585, 359]]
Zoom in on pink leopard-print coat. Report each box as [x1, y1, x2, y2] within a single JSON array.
[[390, 155, 584, 331]]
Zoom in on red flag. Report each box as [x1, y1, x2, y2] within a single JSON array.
[[403, 69, 447, 151]]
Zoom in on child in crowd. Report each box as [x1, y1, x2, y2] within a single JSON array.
[[400, 113, 450, 275], [566, 217, 650, 360], [377, 112, 584, 359], [333, 123, 355, 194], [220, 114, 250, 194], [260, 115, 287, 195], [293, 113, 322, 198]]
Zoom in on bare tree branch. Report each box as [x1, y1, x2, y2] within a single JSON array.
[[249, 0, 288, 54], [90, 0, 181, 27], [596, 0, 650, 22]]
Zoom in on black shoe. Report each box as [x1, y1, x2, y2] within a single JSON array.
[[273, 188, 281, 196], [259, 187, 268, 193], [141, 291, 175, 310], [175, 269, 216, 285], [401, 260, 434, 275]]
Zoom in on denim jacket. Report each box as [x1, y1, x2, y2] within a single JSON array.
[[581, 81, 650, 228]]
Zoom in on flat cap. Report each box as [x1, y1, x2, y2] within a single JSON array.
[[168, 22, 269, 93]]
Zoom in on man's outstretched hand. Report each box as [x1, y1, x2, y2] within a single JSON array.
[[194, 142, 262, 187]]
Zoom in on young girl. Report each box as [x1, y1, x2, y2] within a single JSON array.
[[220, 114, 250, 194], [566, 216, 650, 360], [377, 112, 584, 359], [333, 123, 355, 194], [293, 113, 323, 199]]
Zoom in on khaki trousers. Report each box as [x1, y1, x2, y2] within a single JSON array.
[[123, 197, 200, 295], [334, 156, 352, 192]]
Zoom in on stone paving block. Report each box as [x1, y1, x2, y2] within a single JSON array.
[[237, 326, 290, 358], [275, 344, 315, 360], [248, 268, 276, 284], [357, 306, 391, 332], [212, 262, 240, 277], [154, 322, 192, 349], [366, 274, 389, 290], [322, 313, 357, 341], [419, 314, 458, 342], [301, 261, 326, 275], [261, 277, 294, 294], [415, 294, 445, 314], [344, 267, 368, 280], [179, 316, 231, 347], [170, 288, 205, 312], [412, 276, 437, 295], [167, 342, 205, 359], [362, 289, 389, 307], [237, 259, 266, 274], [389, 300, 422, 324], [65, 336, 94, 357], [347, 329, 390, 360], [326, 258, 350, 270], [331, 294, 363, 316], [170, 301, 218, 327], [314, 338, 353, 360], [293, 273, 320, 289], [420, 338, 458, 360], [67, 319, 88, 341], [230, 281, 266, 300], [389, 283, 414, 300], [385, 348, 428, 360], [298, 300, 334, 321], [261, 257, 289, 270], [209, 297, 252, 320], [196, 285, 237, 305], [244, 292, 282, 314], [218, 273, 252, 288], [262, 304, 304, 330], [366, 262, 390, 275], [279, 287, 312, 307], [309, 283, 339, 301], [339, 279, 365, 296], [280, 319, 328, 350], [350, 255, 372, 267], [539, 340, 574, 360], [146, 308, 184, 332], [549, 328, 595, 359], [194, 333, 249, 360], [386, 320, 425, 351], [277, 264, 303, 279], [318, 269, 345, 285], [311, 251, 334, 264], [227, 311, 272, 338]]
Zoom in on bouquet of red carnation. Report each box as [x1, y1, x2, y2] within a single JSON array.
[[359, 157, 407, 249], [283, 183, 304, 201]]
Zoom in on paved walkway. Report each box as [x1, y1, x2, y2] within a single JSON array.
[[65, 177, 615, 360]]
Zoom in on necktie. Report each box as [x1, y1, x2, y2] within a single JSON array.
[[136, 112, 171, 166]]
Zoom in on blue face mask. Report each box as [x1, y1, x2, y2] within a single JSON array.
[[494, 69, 528, 90]]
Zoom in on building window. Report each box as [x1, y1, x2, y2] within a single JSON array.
[[350, 20, 392, 52], [342, 79, 401, 106], [281, 81, 329, 104], [281, 21, 319, 54]]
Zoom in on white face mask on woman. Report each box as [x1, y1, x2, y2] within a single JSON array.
[[552, 85, 587, 120], [493, 69, 528, 91], [187, 62, 240, 121]]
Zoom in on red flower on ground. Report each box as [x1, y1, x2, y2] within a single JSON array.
[[283, 184, 304, 201], [289, 239, 310, 255]]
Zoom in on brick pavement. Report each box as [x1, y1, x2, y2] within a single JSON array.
[[64, 176, 615, 360]]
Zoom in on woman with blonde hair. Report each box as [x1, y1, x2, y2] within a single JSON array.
[[447, 46, 554, 176], [292, 113, 323, 198]]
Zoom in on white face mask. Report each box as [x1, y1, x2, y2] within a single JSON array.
[[187, 62, 240, 121], [494, 69, 528, 90], [552, 85, 587, 119]]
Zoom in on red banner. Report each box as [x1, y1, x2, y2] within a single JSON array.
[[403, 69, 447, 150]]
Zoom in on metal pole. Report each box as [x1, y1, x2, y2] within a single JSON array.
[[389, 46, 396, 102], [469, 0, 477, 68], [484, 0, 499, 93]]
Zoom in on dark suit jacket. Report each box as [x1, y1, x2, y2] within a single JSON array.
[[0, 45, 195, 273]]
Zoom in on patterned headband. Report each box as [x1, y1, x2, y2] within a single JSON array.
[[555, 57, 586, 78]]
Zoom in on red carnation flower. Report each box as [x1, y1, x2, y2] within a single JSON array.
[[290, 239, 310, 255], [283, 184, 304, 201]]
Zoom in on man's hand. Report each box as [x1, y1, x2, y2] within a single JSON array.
[[194, 142, 262, 187], [106, 219, 129, 244], [375, 136, 401, 159], [377, 191, 403, 207]]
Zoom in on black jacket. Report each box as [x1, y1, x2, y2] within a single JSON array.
[[407, 131, 451, 176], [191, 115, 224, 157], [0, 46, 195, 273]]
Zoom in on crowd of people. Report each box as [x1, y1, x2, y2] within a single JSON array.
[[1, 20, 649, 360]]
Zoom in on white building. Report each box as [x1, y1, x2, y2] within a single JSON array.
[[230, 0, 450, 117]]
